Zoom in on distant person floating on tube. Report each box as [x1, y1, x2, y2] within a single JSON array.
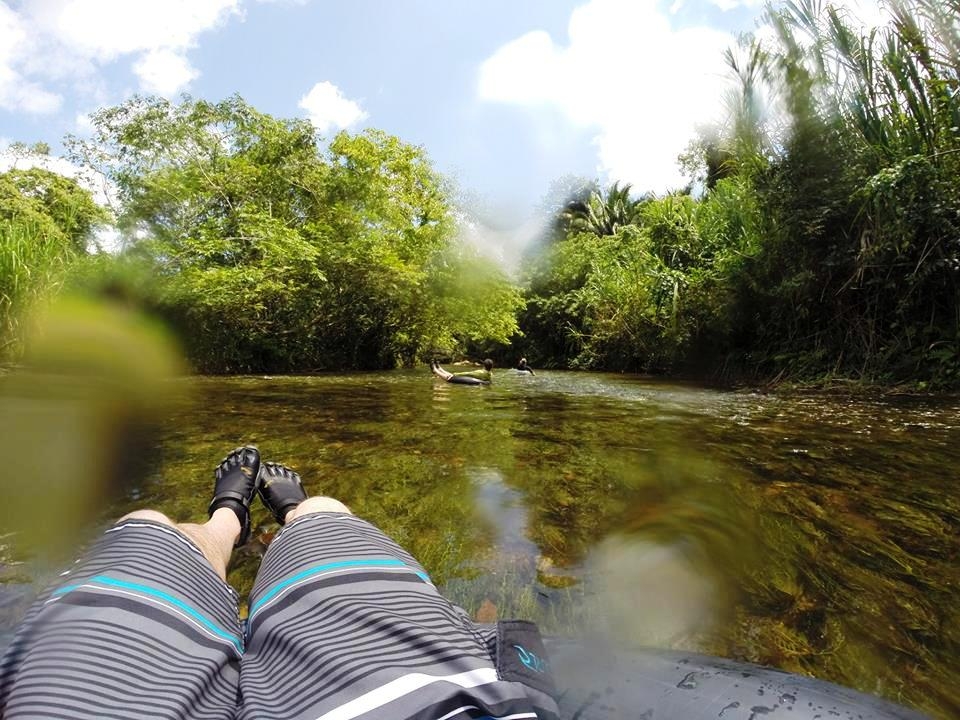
[[431, 358, 493, 385], [515, 358, 535, 375]]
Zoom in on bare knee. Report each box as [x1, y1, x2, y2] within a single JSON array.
[[118, 509, 176, 526], [288, 496, 352, 521]]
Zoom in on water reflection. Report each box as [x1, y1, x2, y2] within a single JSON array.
[[1, 370, 957, 718], [470, 467, 538, 557]]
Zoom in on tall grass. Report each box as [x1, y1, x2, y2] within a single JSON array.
[[696, 0, 960, 382], [0, 218, 76, 361], [768, 0, 960, 161]]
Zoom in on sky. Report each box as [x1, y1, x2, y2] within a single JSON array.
[[0, 0, 885, 231]]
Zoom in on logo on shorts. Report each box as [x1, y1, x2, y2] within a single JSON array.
[[513, 644, 548, 674]]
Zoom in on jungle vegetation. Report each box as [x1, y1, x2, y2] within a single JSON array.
[[519, 0, 960, 386], [2, 0, 958, 386], [0, 145, 109, 358]]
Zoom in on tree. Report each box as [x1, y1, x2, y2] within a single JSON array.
[[0, 167, 108, 252], [68, 95, 521, 372], [0, 167, 107, 359], [560, 181, 643, 237]]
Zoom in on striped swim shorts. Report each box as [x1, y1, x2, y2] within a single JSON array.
[[0, 513, 559, 720]]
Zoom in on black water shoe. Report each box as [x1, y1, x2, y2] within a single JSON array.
[[208, 446, 261, 546], [258, 462, 307, 525]]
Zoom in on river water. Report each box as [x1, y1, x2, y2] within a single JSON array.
[[1, 370, 958, 718]]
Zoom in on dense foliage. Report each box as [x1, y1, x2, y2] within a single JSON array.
[[65, 96, 520, 372], [519, 0, 960, 386], [0, 161, 108, 358]]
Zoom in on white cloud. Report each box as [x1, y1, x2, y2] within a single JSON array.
[[478, 0, 733, 194], [0, 3, 29, 75], [74, 111, 94, 135], [298, 81, 368, 134], [0, 1, 62, 113], [133, 49, 198, 97], [0, 0, 241, 108], [478, 31, 562, 108], [706, 0, 764, 11], [44, 0, 241, 60], [0, 70, 63, 114], [826, 0, 888, 30]]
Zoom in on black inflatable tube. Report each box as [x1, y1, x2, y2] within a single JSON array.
[[447, 375, 489, 386], [544, 639, 930, 720], [0, 630, 930, 718]]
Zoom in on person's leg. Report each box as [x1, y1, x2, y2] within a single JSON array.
[[430, 359, 454, 381], [0, 447, 261, 720], [121, 507, 239, 581], [238, 464, 559, 720], [285, 495, 352, 521]]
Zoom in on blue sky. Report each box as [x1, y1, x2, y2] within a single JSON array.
[[0, 0, 882, 229]]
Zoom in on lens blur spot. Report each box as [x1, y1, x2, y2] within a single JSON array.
[[0, 296, 184, 557]]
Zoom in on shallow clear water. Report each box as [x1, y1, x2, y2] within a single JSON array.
[[2, 370, 958, 718]]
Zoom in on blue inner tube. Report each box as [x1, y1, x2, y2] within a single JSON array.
[[544, 639, 928, 720], [447, 375, 489, 386]]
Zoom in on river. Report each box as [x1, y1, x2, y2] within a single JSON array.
[[1, 370, 958, 718]]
